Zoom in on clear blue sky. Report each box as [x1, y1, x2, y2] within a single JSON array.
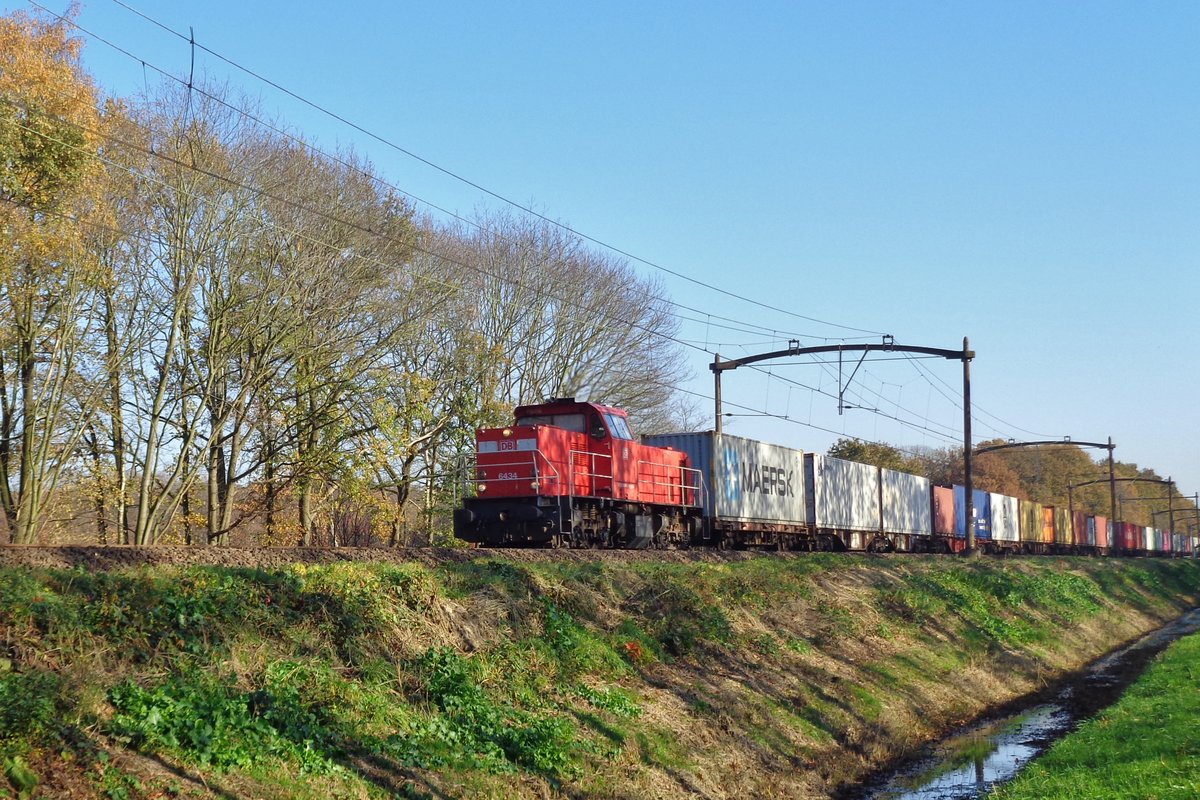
[[12, 1, 1200, 498]]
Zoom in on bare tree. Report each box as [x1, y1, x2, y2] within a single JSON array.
[[444, 210, 694, 428]]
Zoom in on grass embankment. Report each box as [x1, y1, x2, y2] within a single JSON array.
[[992, 629, 1200, 800], [0, 553, 1197, 799]]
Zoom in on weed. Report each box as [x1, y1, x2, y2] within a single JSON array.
[[539, 600, 627, 679], [107, 670, 341, 774], [630, 571, 732, 657], [573, 684, 642, 719], [409, 647, 578, 777], [0, 670, 63, 744], [785, 636, 814, 655], [613, 619, 662, 665], [750, 631, 783, 656]]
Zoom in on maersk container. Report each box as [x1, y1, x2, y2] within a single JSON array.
[[643, 432, 807, 526], [990, 493, 1020, 543], [881, 468, 931, 536], [805, 454, 881, 533], [953, 486, 991, 540]]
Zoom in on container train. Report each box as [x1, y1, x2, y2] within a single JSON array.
[[452, 398, 1197, 557]]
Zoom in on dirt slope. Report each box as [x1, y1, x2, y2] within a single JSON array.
[[0, 548, 1196, 799]]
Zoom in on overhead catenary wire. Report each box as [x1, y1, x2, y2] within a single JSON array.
[[6, 91, 976, 454], [31, 0, 887, 355], [901, 352, 1055, 443], [0, 107, 710, 370], [744, 365, 963, 445], [79, 0, 889, 339], [14, 3, 1018, 453], [903, 351, 1062, 440]]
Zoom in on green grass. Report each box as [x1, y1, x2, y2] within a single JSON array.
[[991, 630, 1200, 800]]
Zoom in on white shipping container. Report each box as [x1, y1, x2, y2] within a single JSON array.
[[881, 468, 931, 536], [1144, 526, 1156, 552], [989, 493, 1020, 542], [806, 454, 880, 533], [643, 432, 807, 525]]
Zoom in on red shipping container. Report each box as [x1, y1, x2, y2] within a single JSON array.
[[1094, 515, 1109, 549], [1072, 511, 1088, 547], [932, 485, 955, 536], [1119, 522, 1141, 551]]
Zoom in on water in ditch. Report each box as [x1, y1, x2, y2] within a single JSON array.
[[849, 607, 1200, 800]]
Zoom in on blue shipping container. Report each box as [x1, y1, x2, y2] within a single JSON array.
[[953, 486, 992, 540]]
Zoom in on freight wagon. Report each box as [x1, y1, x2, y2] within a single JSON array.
[[643, 431, 808, 549]]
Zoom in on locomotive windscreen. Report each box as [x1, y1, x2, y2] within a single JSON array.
[[516, 412, 586, 433]]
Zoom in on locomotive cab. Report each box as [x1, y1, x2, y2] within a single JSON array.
[[514, 400, 633, 442], [453, 398, 700, 548]]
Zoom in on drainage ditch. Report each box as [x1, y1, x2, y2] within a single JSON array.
[[843, 608, 1200, 800]]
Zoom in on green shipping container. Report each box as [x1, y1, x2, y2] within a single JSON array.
[[1054, 506, 1072, 545], [1019, 499, 1043, 543]]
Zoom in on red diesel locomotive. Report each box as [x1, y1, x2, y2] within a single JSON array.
[[452, 398, 702, 548]]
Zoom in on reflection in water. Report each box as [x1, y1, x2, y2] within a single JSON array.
[[870, 705, 1069, 799], [855, 609, 1200, 800]]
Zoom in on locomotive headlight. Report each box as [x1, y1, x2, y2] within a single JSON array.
[[502, 428, 513, 437], [476, 483, 488, 493], [530, 481, 539, 491]]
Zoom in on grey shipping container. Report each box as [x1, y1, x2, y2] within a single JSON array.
[[643, 432, 807, 526], [881, 468, 931, 536], [805, 453, 880, 533]]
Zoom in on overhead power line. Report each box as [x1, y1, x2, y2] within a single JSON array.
[[9, 96, 971, 452], [29, 0, 879, 352], [15, 2, 1012, 451], [87, 0, 887, 337]]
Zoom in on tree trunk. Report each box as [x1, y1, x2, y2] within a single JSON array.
[[103, 290, 129, 543], [87, 423, 109, 544], [15, 286, 39, 544]]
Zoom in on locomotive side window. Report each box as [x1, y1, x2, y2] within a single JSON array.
[[605, 413, 634, 440]]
